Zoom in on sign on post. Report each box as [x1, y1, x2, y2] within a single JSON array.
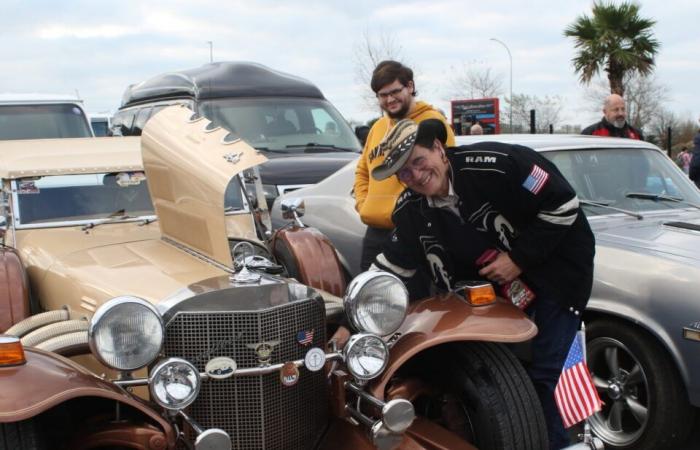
[[451, 98, 500, 135]]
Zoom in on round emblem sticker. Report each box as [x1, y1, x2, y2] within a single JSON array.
[[304, 347, 326, 372], [280, 362, 300, 387], [205, 357, 237, 380]]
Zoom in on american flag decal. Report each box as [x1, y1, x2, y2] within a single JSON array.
[[522, 164, 549, 195], [296, 330, 314, 346], [555, 332, 603, 428]]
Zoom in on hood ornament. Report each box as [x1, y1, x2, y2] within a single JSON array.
[[246, 340, 280, 366], [230, 242, 261, 284]]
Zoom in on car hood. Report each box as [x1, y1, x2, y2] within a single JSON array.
[[141, 105, 267, 268], [592, 210, 700, 262], [259, 152, 358, 185]]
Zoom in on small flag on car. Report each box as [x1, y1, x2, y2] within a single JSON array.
[[554, 331, 603, 428], [296, 329, 314, 346]]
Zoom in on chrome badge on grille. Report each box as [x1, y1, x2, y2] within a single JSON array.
[[205, 357, 237, 380], [246, 340, 280, 366]]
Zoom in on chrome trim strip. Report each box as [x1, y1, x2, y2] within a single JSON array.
[[114, 351, 344, 387]]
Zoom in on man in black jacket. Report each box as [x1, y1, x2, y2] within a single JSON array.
[[371, 119, 595, 449], [582, 94, 644, 140]]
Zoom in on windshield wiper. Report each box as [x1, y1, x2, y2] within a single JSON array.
[[285, 143, 357, 153], [81, 210, 137, 231], [625, 192, 700, 210], [253, 146, 288, 154], [579, 199, 644, 220]]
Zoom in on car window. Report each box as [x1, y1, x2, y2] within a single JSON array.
[[13, 172, 154, 225], [111, 110, 136, 136], [544, 148, 700, 213], [199, 98, 361, 152], [91, 119, 110, 137], [0, 104, 93, 140]]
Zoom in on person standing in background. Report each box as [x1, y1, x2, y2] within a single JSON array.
[[582, 94, 644, 140], [353, 60, 455, 272]]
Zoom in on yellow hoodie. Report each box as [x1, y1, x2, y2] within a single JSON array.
[[354, 101, 455, 229]]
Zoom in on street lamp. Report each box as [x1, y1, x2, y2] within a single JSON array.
[[490, 38, 512, 133], [207, 41, 213, 63]]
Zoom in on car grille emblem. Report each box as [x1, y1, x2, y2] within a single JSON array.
[[280, 361, 300, 387], [296, 329, 314, 346], [246, 340, 280, 366], [205, 357, 237, 380]]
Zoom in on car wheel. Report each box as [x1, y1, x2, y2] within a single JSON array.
[[425, 342, 548, 449], [0, 419, 46, 450], [586, 320, 696, 450]]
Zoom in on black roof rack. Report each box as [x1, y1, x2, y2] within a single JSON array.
[[120, 62, 324, 108]]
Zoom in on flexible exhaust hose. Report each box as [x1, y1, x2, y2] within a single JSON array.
[[21, 319, 89, 347], [4, 309, 70, 337], [35, 331, 88, 355]]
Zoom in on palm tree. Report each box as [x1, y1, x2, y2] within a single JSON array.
[[564, 1, 660, 96]]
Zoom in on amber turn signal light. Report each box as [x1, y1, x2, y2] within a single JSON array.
[[459, 282, 497, 306], [0, 335, 26, 366]]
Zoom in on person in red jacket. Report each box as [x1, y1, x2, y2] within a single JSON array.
[[582, 94, 644, 140]]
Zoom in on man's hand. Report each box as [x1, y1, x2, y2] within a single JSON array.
[[478, 252, 522, 284]]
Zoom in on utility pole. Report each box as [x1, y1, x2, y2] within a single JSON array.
[[490, 38, 512, 133]]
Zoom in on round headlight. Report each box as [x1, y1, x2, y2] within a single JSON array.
[[344, 271, 408, 336], [89, 296, 164, 371], [344, 333, 389, 381], [149, 358, 200, 410]]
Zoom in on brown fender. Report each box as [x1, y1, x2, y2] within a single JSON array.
[[0, 347, 176, 448], [0, 246, 30, 332], [271, 225, 346, 297], [369, 293, 537, 399]]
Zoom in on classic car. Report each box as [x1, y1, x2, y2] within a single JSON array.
[[271, 134, 700, 450], [0, 106, 548, 450]]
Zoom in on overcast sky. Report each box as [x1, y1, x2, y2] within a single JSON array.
[[2, 0, 699, 129]]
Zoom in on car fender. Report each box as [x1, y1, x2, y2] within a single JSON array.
[[0, 246, 30, 332], [271, 226, 347, 297], [369, 293, 537, 399], [0, 347, 175, 447]]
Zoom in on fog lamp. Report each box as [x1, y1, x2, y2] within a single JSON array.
[[149, 358, 201, 411], [344, 333, 389, 382]]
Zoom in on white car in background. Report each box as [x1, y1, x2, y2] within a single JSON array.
[[0, 93, 93, 140]]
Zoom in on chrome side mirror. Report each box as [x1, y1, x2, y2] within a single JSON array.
[[280, 198, 305, 227]]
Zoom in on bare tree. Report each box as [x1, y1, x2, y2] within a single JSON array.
[[507, 93, 564, 133], [447, 63, 503, 99], [353, 29, 404, 113], [582, 73, 670, 132]]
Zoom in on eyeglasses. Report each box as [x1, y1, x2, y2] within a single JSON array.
[[397, 155, 428, 183], [376, 86, 406, 101]]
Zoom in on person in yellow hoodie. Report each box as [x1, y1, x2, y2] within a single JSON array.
[[354, 60, 455, 271]]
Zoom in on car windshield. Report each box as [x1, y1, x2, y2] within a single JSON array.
[[0, 104, 93, 140], [544, 148, 700, 214], [199, 98, 361, 153], [91, 119, 110, 137], [13, 172, 248, 226]]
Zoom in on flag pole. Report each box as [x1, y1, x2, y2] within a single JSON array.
[[579, 322, 604, 450]]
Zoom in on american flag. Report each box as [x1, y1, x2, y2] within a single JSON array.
[[296, 329, 314, 346], [555, 332, 603, 428], [522, 164, 550, 195]]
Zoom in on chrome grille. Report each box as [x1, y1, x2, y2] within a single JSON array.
[[164, 298, 327, 450]]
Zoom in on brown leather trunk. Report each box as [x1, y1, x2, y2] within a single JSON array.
[[0, 246, 30, 333]]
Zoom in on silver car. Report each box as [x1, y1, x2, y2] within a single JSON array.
[[272, 134, 700, 450]]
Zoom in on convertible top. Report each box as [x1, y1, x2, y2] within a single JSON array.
[[0, 137, 142, 178], [120, 62, 325, 107]]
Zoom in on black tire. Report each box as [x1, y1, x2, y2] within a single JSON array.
[[586, 319, 696, 450], [0, 419, 46, 450], [272, 238, 302, 281], [437, 342, 548, 450]]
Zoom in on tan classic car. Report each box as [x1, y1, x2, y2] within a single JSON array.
[[0, 106, 545, 450]]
